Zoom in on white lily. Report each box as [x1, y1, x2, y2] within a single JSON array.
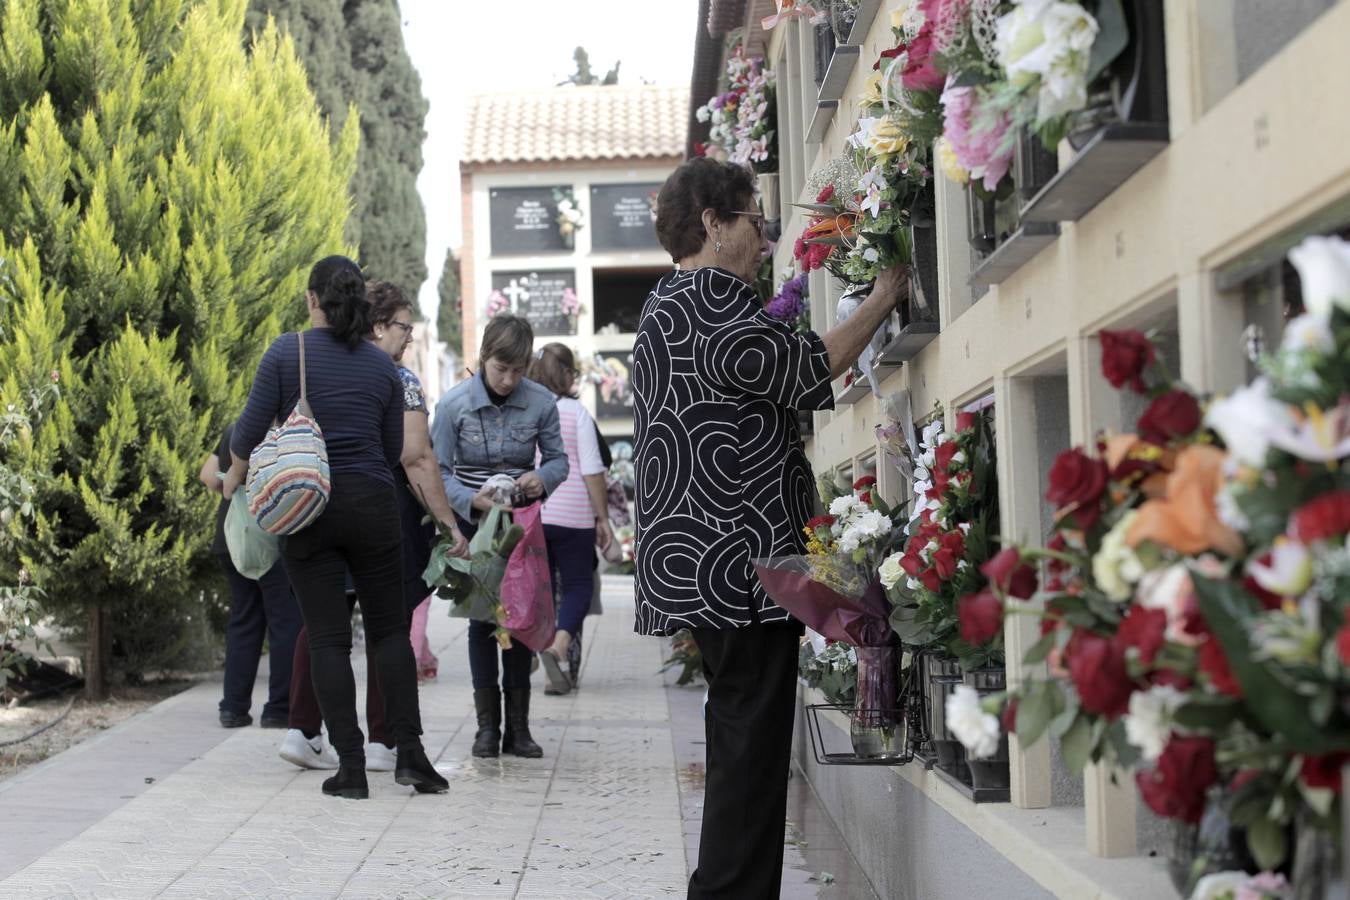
[[1247, 538, 1313, 597], [1204, 377, 1296, 468], [1287, 234, 1350, 319]]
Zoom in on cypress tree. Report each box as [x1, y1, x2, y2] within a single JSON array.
[[246, 0, 429, 291], [436, 246, 461, 358], [0, 0, 358, 694]]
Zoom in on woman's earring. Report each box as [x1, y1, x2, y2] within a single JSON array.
[[714, 240, 722, 254]]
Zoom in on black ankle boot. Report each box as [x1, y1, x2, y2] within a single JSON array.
[[502, 687, 543, 758], [472, 687, 501, 758], [395, 743, 448, 794], [322, 764, 368, 799]]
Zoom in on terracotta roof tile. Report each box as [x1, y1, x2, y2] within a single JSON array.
[[462, 85, 689, 166]]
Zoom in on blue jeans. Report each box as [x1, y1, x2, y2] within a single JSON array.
[[543, 524, 595, 637], [218, 556, 301, 718]]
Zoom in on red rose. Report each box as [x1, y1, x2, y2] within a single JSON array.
[[853, 475, 877, 491], [1066, 630, 1132, 718], [959, 589, 1003, 646], [1001, 698, 1019, 734], [1136, 736, 1218, 824], [1150, 669, 1193, 691], [1099, 329, 1155, 393], [933, 548, 957, 580], [815, 185, 835, 203], [1299, 753, 1350, 793], [805, 514, 836, 531], [899, 550, 924, 579], [981, 548, 1039, 600], [919, 567, 941, 592], [1137, 390, 1202, 445], [1197, 636, 1242, 697], [692, 142, 708, 157], [1338, 623, 1350, 668], [872, 43, 904, 71], [1114, 606, 1167, 666], [1045, 532, 1072, 575], [935, 440, 959, 472], [1046, 449, 1109, 523], [1290, 491, 1350, 543], [955, 411, 977, 434]]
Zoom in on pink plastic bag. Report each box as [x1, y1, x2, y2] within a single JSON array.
[[499, 501, 556, 651]]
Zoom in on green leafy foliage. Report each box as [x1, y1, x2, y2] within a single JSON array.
[[436, 246, 462, 358], [658, 629, 703, 686], [0, 0, 357, 680], [247, 0, 428, 290]]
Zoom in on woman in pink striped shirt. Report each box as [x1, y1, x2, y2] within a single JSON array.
[[529, 344, 614, 695]]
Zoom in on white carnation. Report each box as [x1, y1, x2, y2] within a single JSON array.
[[946, 685, 1001, 760], [1124, 685, 1186, 763]]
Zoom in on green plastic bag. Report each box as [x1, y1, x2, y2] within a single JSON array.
[[422, 504, 523, 629], [224, 490, 281, 580]]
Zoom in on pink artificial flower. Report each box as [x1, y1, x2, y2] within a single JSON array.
[[941, 85, 1014, 192]]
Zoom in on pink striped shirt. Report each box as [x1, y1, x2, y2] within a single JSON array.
[[541, 397, 606, 529]]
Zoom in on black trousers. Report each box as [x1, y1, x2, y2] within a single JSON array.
[[280, 473, 422, 765], [688, 623, 802, 900], [218, 557, 301, 718]]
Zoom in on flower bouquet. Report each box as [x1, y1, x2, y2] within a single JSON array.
[[553, 187, 584, 246], [946, 235, 1350, 897], [765, 269, 812, 336], [422, 496, 524, 648], [884, 408, 1002, 670], [756, 476, 907, 757], [695, 42, 778, 175]]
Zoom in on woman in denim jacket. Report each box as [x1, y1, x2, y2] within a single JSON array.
[[431, 314, 569, 758]]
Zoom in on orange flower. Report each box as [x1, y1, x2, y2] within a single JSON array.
[[1126, 445, 1244, 557], [804, 213, 858, 241]]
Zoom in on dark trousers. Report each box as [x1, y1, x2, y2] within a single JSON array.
[[289, 573, 428, 745], [544, 524, 596, 637], [688, 623, 801, 900], [218, 556, 301, 718], [280, 474, 421, 765], [458, 513, 535, 690]]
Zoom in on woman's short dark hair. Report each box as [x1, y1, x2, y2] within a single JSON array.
[[529, 342, 577, 397], [308, 255, 369, 349], [480, 314, 534, 367], [654, 157, 757, 262], [366, 280, 414, 326]]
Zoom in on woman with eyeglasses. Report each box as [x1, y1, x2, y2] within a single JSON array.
[[633, 158, 906, 897], [527, 343, 614, 695]]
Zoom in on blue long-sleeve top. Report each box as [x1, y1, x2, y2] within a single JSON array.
[[232, 328, 403, 485], [430, 373, 569, 521]]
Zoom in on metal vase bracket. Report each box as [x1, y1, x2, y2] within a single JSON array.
[[922, 653, 966, 774], [963, 666, 1011, 795], [1068, 0, 1170, 148]]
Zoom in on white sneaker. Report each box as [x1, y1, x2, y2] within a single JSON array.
[[366, 742, 396, 772], [279, 728, 339, 770]]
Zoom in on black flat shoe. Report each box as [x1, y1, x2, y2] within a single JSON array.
[[395, 745, 449, 794], [322, 765, 369, 799], [259, 714, 288, 729], [219, 710, 253, 728]]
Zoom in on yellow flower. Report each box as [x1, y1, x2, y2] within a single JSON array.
[[936, 137, 969, 185], [859, 71, 884, 107], [890, 1, 912, 31], [866, 116, 909, 160]]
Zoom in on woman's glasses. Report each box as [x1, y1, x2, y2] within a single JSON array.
[[733, 210, 765, 236]]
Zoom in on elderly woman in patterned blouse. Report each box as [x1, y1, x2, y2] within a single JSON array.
[[633, 157, 906, 899]]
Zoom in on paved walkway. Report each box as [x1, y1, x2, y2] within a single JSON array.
[[0, 579, 874, 899]]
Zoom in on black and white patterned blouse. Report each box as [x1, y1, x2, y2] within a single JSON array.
[[632, 267, 835, 635]]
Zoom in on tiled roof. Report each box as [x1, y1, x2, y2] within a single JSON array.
[[462, 85, 689, 166]]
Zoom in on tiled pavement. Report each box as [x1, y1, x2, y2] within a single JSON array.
[[0, 578, 876, 899]]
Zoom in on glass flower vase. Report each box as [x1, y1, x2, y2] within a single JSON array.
[[850, 645, 905, 760]]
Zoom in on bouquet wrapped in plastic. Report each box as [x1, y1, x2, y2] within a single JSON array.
[[754, 476, 906, 756], [422, 488, 557, 652]]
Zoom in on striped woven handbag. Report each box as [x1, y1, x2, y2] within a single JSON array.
[[245, 332, 332, 535]]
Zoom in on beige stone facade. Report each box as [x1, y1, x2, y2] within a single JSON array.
[[739, 1, 1350, 895]]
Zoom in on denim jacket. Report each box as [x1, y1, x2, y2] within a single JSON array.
[[431, 373, 569, 522]]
